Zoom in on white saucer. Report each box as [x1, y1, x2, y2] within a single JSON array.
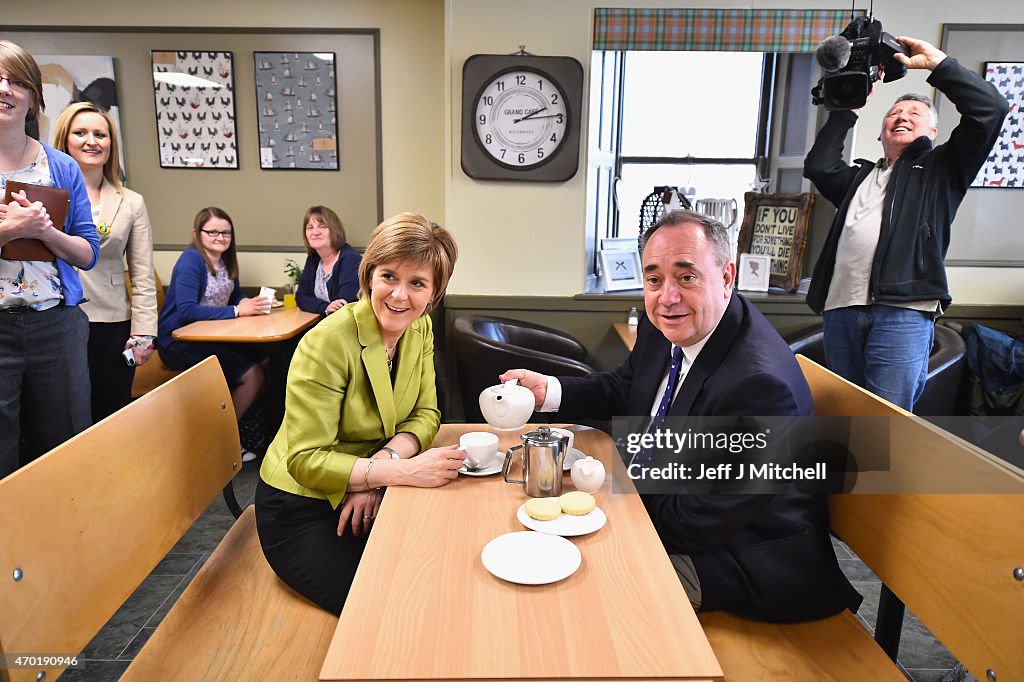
[[516, 501, 607, 536], [481, 531, 581, 585], [459, 450, 504, 477], [562, 447, 587, 471]]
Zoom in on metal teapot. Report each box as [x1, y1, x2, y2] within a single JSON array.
[[502, 426, 569, 498]]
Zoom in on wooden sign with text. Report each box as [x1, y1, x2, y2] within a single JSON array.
[[736, 192, 814, 292]]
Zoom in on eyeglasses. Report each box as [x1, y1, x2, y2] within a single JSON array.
[[200, 229, 233, 239], [0, 76, 31, 93]]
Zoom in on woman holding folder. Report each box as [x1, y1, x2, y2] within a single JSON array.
[[0, 40, 99, 479]]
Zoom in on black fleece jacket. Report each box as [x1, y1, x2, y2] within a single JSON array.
[[804, 57, 1009, 314]]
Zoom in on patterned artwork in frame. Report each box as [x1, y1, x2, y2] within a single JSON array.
[[254, 52, 339, 170], [972, 61, 1024, 188], [151, 51, 238, 169], [34, 55, 125, 174]]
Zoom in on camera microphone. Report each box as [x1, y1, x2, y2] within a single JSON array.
[[816, 34, 852, 72]]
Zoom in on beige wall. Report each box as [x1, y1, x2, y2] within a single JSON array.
[[443, 0, 1024, 304], [8, 0, 1023, 305], [7, 0, 445, 290]]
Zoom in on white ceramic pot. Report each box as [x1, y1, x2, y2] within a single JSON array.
[[570, 456, 606, 493], [478, 379, 534, 431]]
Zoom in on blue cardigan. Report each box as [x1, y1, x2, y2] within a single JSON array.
[[296, 244, 361, 315], [157, 245, 242, 349], [42, 143, 100, 305]]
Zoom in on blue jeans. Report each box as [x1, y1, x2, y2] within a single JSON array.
[[0, 304, 92, 478], [822, 305, 934, 411]]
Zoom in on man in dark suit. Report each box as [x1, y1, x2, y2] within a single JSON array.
[[502, 210, 860, 622]]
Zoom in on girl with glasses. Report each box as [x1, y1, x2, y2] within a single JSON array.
[[157, 207, 271, 456]]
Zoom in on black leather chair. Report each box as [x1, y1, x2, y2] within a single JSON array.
[[451, 315, 595, 423], [787, 322, 967, 416]]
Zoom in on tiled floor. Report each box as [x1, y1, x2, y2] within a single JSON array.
[[63, 464, 968, 682]]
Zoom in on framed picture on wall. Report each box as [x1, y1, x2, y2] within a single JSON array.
[[254, 51, 339, 170], [971, 61, 1024, 188], [34, 55, 126, 176], [599, 249, 642, 291], [736, 192, 814, 292], [151, 50, 238, 169], [737, 253, 770, 292]]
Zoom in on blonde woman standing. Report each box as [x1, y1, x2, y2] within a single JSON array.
[[53, 101, 157, 421]]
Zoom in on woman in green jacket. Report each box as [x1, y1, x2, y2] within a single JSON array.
[[256, 212, 463, 614]]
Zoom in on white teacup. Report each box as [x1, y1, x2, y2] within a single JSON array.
[[258, 286, 275, 314], [460, 431, 499, 470]]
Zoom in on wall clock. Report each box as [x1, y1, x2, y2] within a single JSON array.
[[461, 53, 583, 182]]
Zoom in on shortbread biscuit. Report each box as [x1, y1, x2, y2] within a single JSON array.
[[559, 491, 596, 516], [525, 497, 562, 521]]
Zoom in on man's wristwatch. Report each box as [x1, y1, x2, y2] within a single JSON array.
[[380, 446, 401, 460]]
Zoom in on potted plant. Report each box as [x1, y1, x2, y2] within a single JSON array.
[[282, 259, 302, 307]]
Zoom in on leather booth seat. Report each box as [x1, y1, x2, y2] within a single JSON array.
[[787, 322, 967, 416], [451, 315, 595, 423]]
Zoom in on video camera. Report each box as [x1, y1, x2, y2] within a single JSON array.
[[811, 16, 910, 111]]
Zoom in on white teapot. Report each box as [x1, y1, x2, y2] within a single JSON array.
[[570, 456, 606, 493], [479, 379, 534, 431]]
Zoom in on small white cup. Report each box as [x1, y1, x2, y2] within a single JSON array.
[[459, 431, 499, 469], [258, 286, 275, 314]]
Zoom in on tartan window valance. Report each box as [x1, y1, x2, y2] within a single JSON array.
[[593, 8, 854, 52]]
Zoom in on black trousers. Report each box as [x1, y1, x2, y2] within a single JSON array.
[[87, 320, 135, 422], [255, 479, 368, 615]]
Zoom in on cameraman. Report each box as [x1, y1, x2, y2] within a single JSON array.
[[804, 36, 1008, 410]]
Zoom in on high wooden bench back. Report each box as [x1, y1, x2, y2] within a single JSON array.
[[699, 357, 1024, 681], [800, 355, 1024, 680], [0, 357, 240, 682]]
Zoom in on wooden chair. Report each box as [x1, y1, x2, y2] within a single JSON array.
[[125, 268, 182, 398], [699, 356, 1024, 680]]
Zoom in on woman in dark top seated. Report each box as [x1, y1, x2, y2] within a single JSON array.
[[295, 205, 361, 315], [157, 207, 271, 433]]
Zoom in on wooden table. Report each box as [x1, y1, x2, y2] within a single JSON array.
[[320, 424, 723, 682], [172, 306, 319, 342], [614, 322, 637, 351]]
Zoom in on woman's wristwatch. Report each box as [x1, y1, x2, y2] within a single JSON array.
[[379, 446, 401, 460]]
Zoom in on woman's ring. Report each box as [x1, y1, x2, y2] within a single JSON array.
[[363, 515, 374, 520]]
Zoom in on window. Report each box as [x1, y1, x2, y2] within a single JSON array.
[[585, 8, 850, 291], [588, 51, 773, 263]]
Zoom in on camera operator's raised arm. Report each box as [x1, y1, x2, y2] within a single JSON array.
[[891, 36, 947, 72]]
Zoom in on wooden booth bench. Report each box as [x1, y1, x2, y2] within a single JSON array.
[[699, 355, 1024, 680], [0, 357, 337, 682], [2, 355, 1021, 681]]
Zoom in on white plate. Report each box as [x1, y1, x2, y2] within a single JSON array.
[[270, 298, 284, 308], [458, 450, 504, 477], [481, 531, 582, 585], [562, 447, 587, 471], [516, 501, 607, 536]]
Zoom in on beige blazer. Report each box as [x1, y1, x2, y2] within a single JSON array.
[[78, 181, 158, 336]]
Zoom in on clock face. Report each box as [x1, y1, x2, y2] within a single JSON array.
[[473, 69, 568, 169]]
